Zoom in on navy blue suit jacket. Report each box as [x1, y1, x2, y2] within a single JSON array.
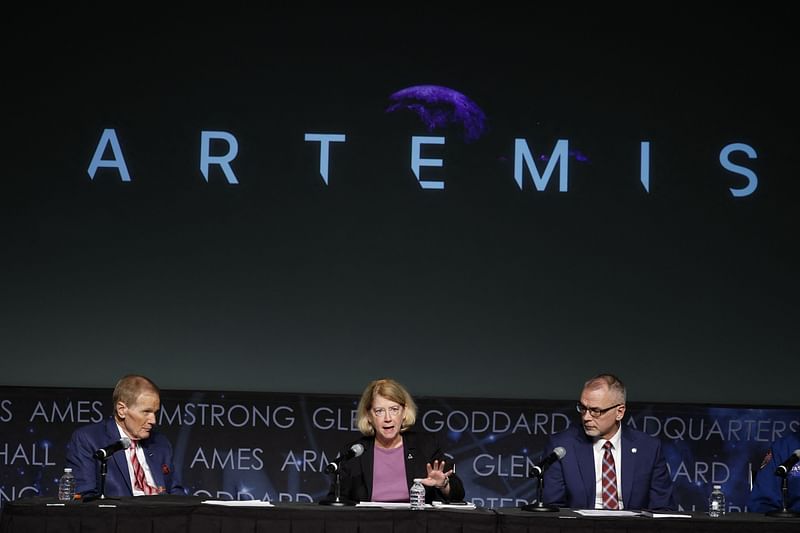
[[748, 431, 800, 512], [66, 418, 185, 497], [542, 425, 675, 510]]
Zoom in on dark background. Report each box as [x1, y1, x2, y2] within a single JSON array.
[[2, 7, 797, 405]]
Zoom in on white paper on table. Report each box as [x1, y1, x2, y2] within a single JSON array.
[[356, 501, 433, 509], [431, 501, 477, 510], [640, 510, 692, 518], [573, 509, 639, 517], [202, 500, 274, 507]]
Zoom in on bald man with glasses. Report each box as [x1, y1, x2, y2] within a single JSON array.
[[541, 373, 676, 510]]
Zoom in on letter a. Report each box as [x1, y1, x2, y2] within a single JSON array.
[[87, 128, 132, 182]]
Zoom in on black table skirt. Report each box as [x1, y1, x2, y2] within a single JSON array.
[[2, 497, 799, 533], [498, 507, 800, 533], [189, 503, 496, 533]]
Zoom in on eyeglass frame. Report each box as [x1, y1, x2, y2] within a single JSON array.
[[575, 402, 623, 418], [372, 405, 404, 417]]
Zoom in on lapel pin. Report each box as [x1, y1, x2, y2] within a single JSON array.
[[408, 453, 413, 460], [631, 448, 637, 454]]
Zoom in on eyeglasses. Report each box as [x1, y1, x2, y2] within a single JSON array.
[[372, 405, 403, 417], [576, 403, 622, 418]]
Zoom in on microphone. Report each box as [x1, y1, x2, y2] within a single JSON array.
[[775, 449, 800, 476], [93, 437, 132, 460], [325, 443, 365, 474], [529, 446, 566, 477]]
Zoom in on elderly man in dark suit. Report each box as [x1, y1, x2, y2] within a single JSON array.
[[66, 374, 185, 498]]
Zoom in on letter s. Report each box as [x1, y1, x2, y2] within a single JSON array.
[[720, 143, 757, 197]]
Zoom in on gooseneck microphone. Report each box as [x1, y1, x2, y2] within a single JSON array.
[[93, 436, 132, 460], [522, 446, 567, 512], [529, 446, 566, 477], [325, 443, 365, 473], [775, 449, 800, 476]]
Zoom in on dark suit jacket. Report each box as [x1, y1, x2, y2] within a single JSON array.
[[542, 425, 675, 510], [66, 418, 185, 497], [329, 430, 465, 503]]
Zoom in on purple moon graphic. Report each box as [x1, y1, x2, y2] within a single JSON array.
[[385, 85, 487, 143]]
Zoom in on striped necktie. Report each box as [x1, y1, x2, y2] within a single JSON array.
[[130, 440, 157, 495], [602, 440, 619, 509]]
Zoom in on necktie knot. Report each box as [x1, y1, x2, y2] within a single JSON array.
[[603, 440, 613, 450]]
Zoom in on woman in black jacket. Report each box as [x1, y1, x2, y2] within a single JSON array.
[[327, 378, 465, 503]]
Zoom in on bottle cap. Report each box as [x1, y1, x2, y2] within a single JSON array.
[[413, 478, 423, 483], [712, 484, 721, 489], [64, 468, 73, 473]]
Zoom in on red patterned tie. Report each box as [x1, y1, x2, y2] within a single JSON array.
[[602, 440, 619, 509], [130, 440, 156, 495]]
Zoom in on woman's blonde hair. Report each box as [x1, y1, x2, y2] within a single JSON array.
[[356, 378, 417, 436]]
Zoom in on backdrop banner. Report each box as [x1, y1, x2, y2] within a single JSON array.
[[1, 386, 797, 511]]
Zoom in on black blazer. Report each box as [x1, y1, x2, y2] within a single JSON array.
[[329, 430, 465, 503]]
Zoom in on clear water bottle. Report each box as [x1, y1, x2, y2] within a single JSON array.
[[58, 467, 76, 501], [409, 478, 426, 510], [708, 484, 725, 517]]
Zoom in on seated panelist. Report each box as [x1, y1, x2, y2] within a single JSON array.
[[66, 374, 185, 497], [748, 430, 800, 512], [327, 378, 465, 503], [542, 373, 676, 510]]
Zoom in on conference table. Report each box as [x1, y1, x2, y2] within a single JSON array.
[[2, 496, 799, 533]]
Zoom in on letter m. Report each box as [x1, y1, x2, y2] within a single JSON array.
[[513, 139, 569, 191]]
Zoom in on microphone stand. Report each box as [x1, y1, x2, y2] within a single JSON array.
[[521, 468, 558, 512], [98, 457, 108, 499], [319, 469, 356, 506], [766, 474, 800, 518], [82, 458, 110, 502]]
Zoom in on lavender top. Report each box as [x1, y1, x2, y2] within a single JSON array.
[[371, 445, 409, 502]]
